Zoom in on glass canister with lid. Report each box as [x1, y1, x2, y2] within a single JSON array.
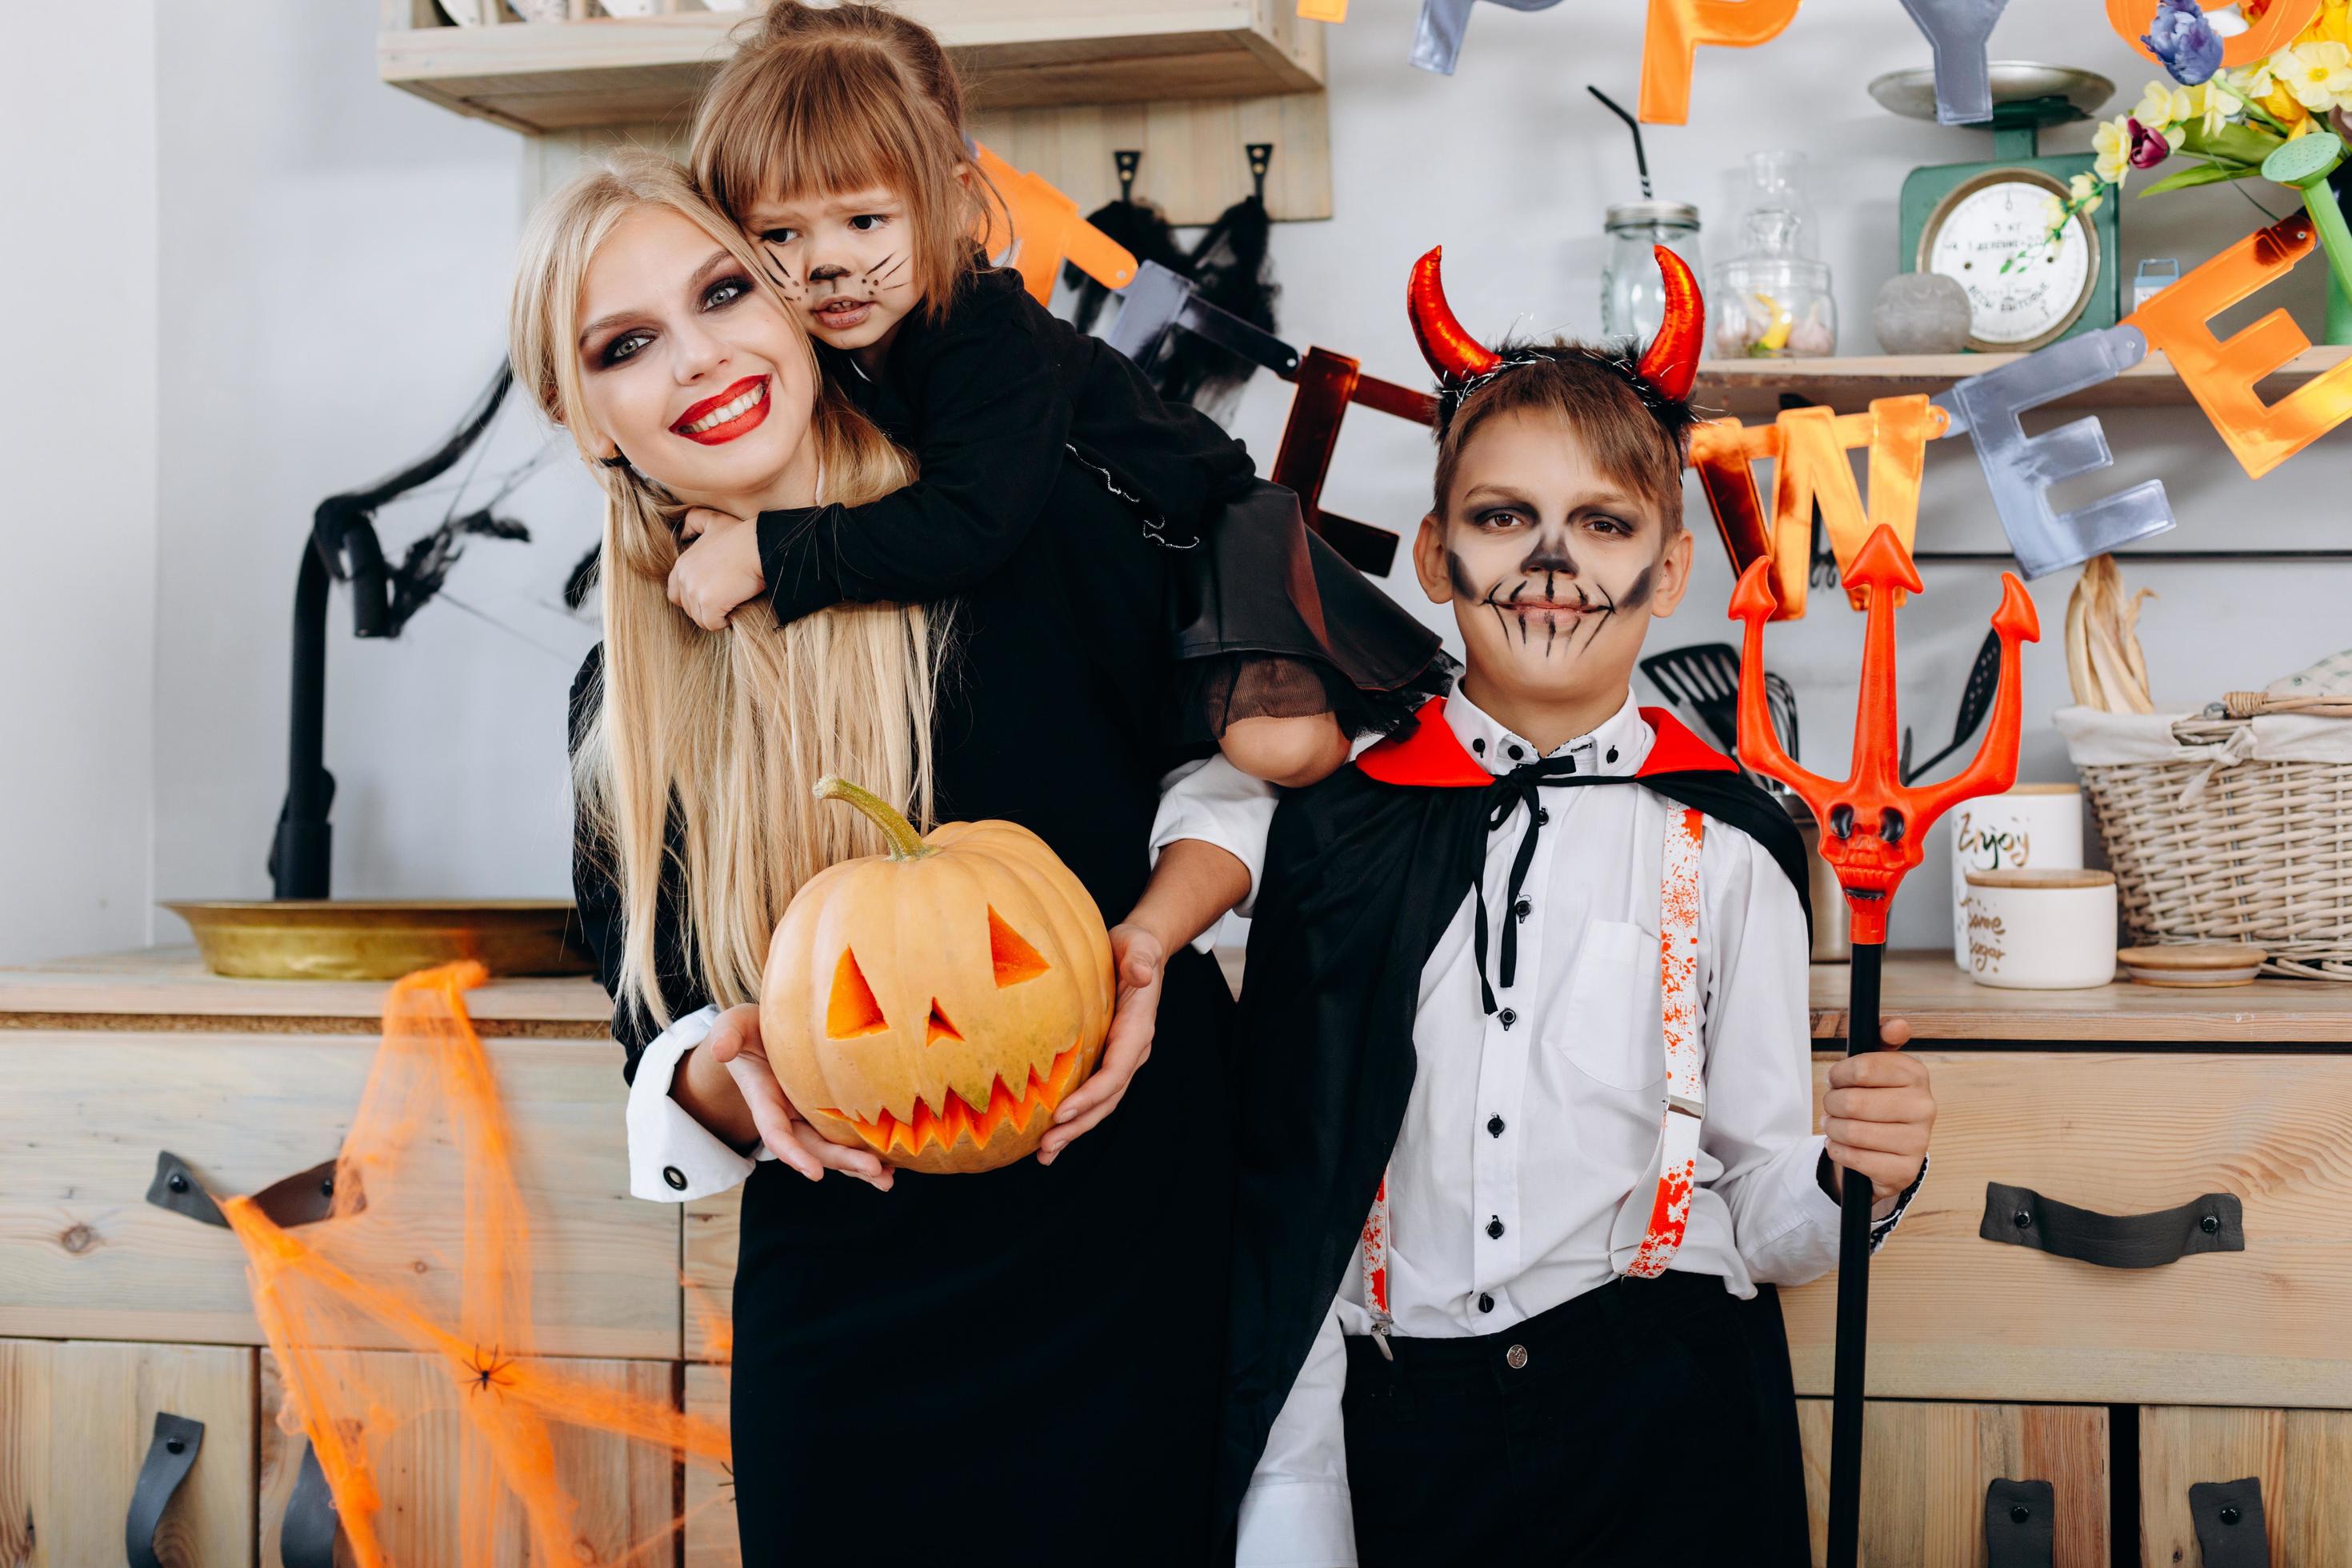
[[1601, 201, 1704, 346], [1710, 150, 1838, 358]]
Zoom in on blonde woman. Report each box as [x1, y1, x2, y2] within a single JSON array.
[[513, 154, 1267, 1562]]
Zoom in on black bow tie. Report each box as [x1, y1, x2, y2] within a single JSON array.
[[1472, 752, 1639, 1014]]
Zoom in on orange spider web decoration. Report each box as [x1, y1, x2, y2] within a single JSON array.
[[214, 962, 730, 1566]]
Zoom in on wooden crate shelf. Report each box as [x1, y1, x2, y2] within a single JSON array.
[[379, 2, 1325, 134], [1695, 344, 2352, 418]]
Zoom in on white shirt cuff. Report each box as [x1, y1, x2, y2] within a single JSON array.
[[1150, 754, 1278, 950], [625, 1004, 765, 1201], [1235, 1481, 1358, 1568]]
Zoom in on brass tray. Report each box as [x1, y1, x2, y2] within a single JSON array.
[[164, 899, 594, 982]]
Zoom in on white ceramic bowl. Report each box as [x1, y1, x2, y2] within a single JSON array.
[[1962, 868, 2118, 990]]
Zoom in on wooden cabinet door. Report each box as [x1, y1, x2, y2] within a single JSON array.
[[256, 1348, 679, 1566], [0, 1029, 680, 1358], [683, 1365, 737, 1568], [0, 1338, 254, 1566], [1782, 1051, 2352, 1406], [1797, 1399, 2108, 1566], [2141, 1406, 2352, 1566], [684, 1189, 737, 1364]]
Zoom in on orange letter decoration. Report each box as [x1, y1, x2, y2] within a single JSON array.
[[1299, 0, 1350, 18], [2128, 214, 2352, 480], [972, 144, 1138, 304], [1640, 0, 1803, 125], [2108, 0, 2318, 70], [1687, 396, 1948, 618]]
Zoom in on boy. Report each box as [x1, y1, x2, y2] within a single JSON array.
[[1216, 250, 1935, 1566]]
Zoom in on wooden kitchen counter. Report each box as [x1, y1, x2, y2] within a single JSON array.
[[0, 944, 614, 1036], [1810, 950, 2352, 1045]]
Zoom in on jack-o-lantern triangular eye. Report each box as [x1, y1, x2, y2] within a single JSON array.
[[988, 907, 1050, 987], [926, 1000, 962, 1046], [826, 948, 888, 1038]]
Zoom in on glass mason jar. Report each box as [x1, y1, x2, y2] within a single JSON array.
[[1710, 150, 1837, 358], [1602, 202, 1704, 345]]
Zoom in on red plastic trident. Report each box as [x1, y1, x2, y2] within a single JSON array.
[[1728, 521, 2037, 1568], [1729, 523, 2040, 943]]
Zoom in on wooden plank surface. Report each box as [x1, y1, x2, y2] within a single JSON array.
[[1695, 345, 2352, 418], [2139, 1406, 2352, 1566], [683, 1364, 738, 1568], [0, 946, 613, 1033], [1796, 1399, 2107, 1567], [380, 3, 1323, 133], [1810, 952, 2352, 1045], [0, 1030, 678, 1358], [683, 1190, 738, 1365], [1782, 1052, 2352, 1406], [257, 1349, 680, 1567], [0, 1339, 255, 1568]]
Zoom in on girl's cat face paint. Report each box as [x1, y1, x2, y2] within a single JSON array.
[[1414, 406, 1691, 702], [742, 185, 918, 358]]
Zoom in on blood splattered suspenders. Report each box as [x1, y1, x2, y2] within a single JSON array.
[[1362, 807, 1708, 1358]]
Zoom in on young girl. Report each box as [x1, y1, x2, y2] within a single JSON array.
[[514, 153, 1269, 1564], [665, 0, 1448, 788]]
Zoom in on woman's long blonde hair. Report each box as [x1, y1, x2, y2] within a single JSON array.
[[511, 152, 941, 1030]]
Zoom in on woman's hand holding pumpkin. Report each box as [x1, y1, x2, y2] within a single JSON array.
[[669, 507, 766, 632], [698, 1003, 894, 1190], [1038, 924, 1164, 1166]]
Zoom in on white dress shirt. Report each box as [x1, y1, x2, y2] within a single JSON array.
[[622, 753, 1281, 1202], [1235, 688, 1918, 1567]]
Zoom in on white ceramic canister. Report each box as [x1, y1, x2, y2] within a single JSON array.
[[1962, 868, 2117, 989], [1950, 784, 2084, 968]]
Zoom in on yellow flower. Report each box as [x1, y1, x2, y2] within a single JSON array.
[[2133, 80, 2194, 136], [2275, 41, 2352, 110], [2094, 116, 2134, 185], [2256, 57, 2313, 126], [2067, 171, 2106, 217], [2298, 0, 2352, 47], [2186, 78, 2242, 136]]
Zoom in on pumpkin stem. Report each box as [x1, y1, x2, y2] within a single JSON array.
[[814, 776, 933, 860]]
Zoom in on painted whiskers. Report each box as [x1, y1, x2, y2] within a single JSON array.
[[1727, 520, 2036, 1568]]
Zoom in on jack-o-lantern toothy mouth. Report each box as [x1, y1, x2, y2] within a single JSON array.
[[820, 1044, 1083, 1160]]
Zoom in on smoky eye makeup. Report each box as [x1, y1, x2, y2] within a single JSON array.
[[701, 274, 753, 310], [592, 326, 653, 370]]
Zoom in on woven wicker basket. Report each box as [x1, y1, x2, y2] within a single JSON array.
[[2071, 717, 2352, 979]]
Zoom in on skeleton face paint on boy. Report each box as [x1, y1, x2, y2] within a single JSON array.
[[1415, 405, 1694, 750], [742, 185, 917, 365]]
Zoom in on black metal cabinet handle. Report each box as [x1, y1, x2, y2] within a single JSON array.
[[126, 1412, 204, 1568], [1983, 1478, 2054, 1568], [280, 1439, 341, 1568], [1979, 1182, 2242, 1268], [2190, 1477, 2270, 1567]]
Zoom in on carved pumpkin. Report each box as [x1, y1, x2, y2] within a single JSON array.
[[759, 778, 1114, 1174]]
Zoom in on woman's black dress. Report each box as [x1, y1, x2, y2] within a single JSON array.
[[570, 293, 1252, 1565]]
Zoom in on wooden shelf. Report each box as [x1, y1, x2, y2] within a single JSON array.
[[378, 2, 1325, 134], [1695, 345, 2352, 418]]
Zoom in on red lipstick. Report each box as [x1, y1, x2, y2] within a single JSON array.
[[670, 374, 770, 446]]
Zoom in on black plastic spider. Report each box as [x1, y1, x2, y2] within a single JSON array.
[[462, 1345, 517, 1398]]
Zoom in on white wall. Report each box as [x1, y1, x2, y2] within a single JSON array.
[[0, 9, 159, 962], [150, 1, 604, 931], [9, 0, 2349, 963], [1218, 1, 2352, 946]]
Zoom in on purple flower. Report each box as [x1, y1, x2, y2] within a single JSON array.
[[2128, 117, 2172, 168], [2143, 0, 2222, 86]]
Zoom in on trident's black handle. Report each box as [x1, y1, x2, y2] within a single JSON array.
[[1825, 940, 1884, 1568]]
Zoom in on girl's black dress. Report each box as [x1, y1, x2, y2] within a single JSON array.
[[570, 281, 1257, 1566]]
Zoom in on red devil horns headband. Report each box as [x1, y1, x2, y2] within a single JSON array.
[[1406, 244, 1704, 405]]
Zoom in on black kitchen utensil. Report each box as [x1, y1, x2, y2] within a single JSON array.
[[1641, 642, 1742, 754], [1902, 628, 2003, 784]]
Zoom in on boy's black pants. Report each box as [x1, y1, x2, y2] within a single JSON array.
[[1340, 1270, 1812, 1566]]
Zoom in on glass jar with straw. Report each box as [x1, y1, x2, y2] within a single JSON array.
[[1589, 87, 1705, 346]]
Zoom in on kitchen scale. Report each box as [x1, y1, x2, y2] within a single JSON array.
[[1873, 63, 2120, 353]]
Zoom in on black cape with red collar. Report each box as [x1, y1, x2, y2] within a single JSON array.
[[1214, 698, 1811, 1526]]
